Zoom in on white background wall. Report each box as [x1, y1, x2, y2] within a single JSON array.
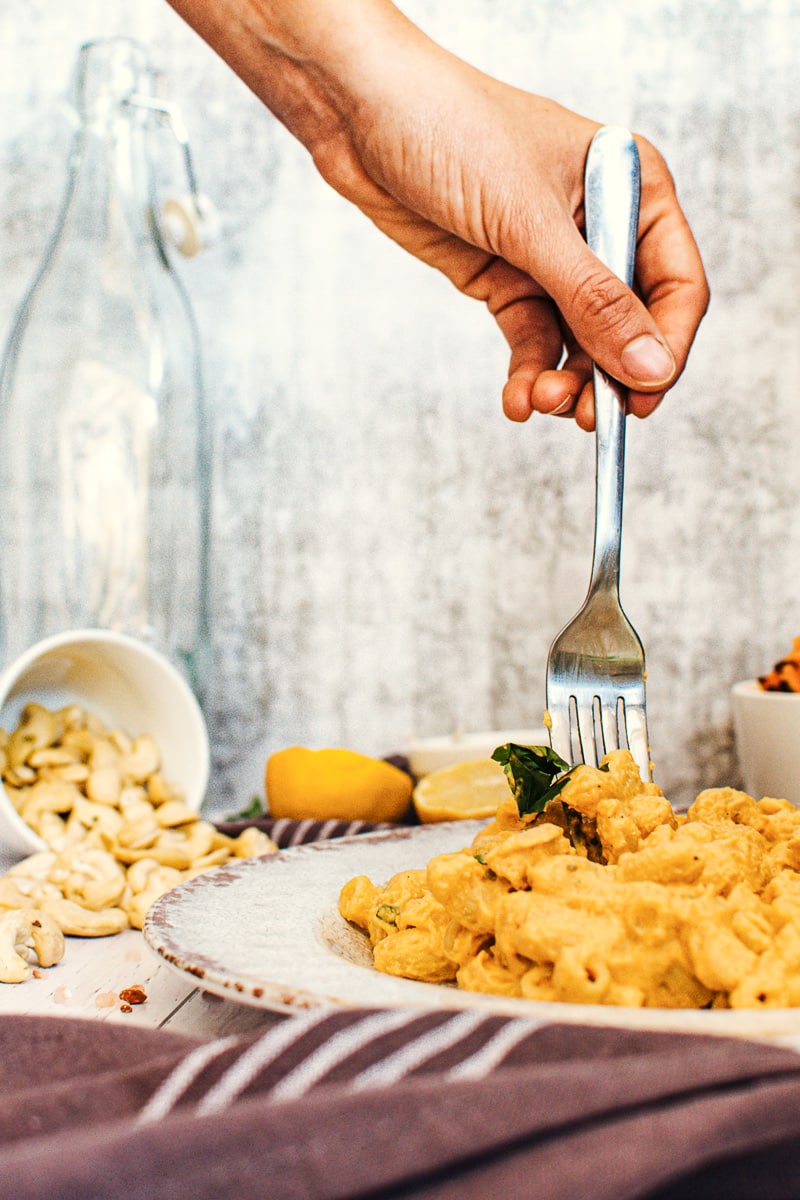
[[1, 0, 798, 814]]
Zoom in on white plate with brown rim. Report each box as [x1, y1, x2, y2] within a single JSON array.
[[144, 820, 800, 1041]]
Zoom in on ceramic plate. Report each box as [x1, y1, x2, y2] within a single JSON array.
[[144, 821, 800, 1040]]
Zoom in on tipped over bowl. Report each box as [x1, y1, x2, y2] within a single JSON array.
[[0, 629, 209, 862]]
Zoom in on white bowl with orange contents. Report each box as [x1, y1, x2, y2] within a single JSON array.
[[0, 629, 209, 864], [731, 679, 800, 805]]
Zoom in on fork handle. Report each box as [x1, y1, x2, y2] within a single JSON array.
[[583, 126, 641, 596]]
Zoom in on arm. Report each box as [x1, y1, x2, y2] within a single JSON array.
[[166, 0, 709, 429]]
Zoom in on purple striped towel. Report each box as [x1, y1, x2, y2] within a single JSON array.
[[3, 1008, 800, 1199]]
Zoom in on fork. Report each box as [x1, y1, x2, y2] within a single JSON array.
[[544, 125, 651, 779]]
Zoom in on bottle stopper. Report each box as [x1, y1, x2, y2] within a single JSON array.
[[161, 193, 221, 258]]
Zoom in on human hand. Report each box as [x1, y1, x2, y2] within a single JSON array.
[[167, 0, 709, 430]]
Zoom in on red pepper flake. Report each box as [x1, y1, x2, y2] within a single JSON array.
[[119, 985, 147, 1006]]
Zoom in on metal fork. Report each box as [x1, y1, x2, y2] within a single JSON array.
[[544, 126, 651, 778]]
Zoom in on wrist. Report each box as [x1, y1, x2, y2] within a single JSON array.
[[166, 0, 430, 140], [269, 0, 450, 150]]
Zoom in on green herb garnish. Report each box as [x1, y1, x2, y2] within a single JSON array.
[[492, 743, 609, 860], [491, 743, 576, 817], [226, 794, 266, 821], [473, 852, 487, 865]]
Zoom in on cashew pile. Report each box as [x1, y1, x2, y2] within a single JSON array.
[[0, 702, 277, 983]]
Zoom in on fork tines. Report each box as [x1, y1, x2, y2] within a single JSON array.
[[547, 686, 650, 777]]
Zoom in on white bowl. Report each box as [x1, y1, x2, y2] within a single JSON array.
[[406, 727, 550, 777], [731, 679, 800, 804], [0, 629, 209, 861]]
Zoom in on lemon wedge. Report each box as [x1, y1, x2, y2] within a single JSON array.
[[412, 758, 511, 823]]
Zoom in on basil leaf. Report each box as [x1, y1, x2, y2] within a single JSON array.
[[491, 743, 574, 817], [491, 743, 611, 818]]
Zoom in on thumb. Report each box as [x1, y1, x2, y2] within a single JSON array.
[[544, 233, 676, 391]]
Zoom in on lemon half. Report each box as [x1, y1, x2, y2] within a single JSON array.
[[412, 757, 512, 823], [266, 747, 413, 823]]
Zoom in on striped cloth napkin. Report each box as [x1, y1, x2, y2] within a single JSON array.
[[4, 1007, 800, 1199], [215, 813, 398, 846]]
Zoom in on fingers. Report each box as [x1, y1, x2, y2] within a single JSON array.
[[538, 226, 677, 393], [630, 169, 710, 406], [493, 294, 566, 422], [528, 139, 708, 407], [504, 353, 590, 424]]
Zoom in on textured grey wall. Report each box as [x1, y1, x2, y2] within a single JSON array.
[[1, 0, 798, 814]]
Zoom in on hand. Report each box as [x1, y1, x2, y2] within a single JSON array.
[[167, 0, 709, 429]]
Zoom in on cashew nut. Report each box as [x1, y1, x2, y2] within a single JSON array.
[[123, 889, 164, 929], [0, 908, 65, 981], [7, 851, 57, 880], [0, 911, 36, 982], [65, 797, 125, 841], [28, 746, 79, 769], [148, 821, 215, 870], [36, 811, 68, 849], [5, 875, 63, 903], [155, 799, 199, 828], [123, 860, 184, 929], [56, 704, 84, 731], [86, 764, 122, 806], [0, 878, 28, 909], [231, 827, 278, 859], [118, 784, 149, 809], [6, 705, 57, 768], [6, 765, 36, 785], [20, 779, 81, 831], [29, 912, 65, 967], [147, 772, 181, 806], [87, 735, 120, 769], [48, 762, 91, 785], [109, 729, 133, 756], [184, 847, 230, 873], [60, 727, 96, 757], [56, 848, 127, 911], [126, 857, 179, 894], [118, 789, 155, 826], [119, 734, 160, 783], [114, 817, 161, 853], [38, 896, 129, 937]]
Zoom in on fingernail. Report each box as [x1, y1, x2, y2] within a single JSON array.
[[620, 335, 675, 385], [550, 394, 575, 416]]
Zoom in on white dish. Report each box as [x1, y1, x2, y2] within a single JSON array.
[[732, 678, 800, 804], [0, 628, 209, 861], [406, 728, 549, 776], [145, 821, 800, 1039]]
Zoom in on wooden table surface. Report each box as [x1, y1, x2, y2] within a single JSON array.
[[0, 925, 286, 1038]]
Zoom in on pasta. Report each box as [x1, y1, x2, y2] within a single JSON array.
[[339, 750, 800, 1008]]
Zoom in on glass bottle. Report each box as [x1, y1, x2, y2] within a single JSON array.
[[0, 37, 211, 703]]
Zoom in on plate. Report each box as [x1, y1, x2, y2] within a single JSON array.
[[144, 821, 800, 1040]]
